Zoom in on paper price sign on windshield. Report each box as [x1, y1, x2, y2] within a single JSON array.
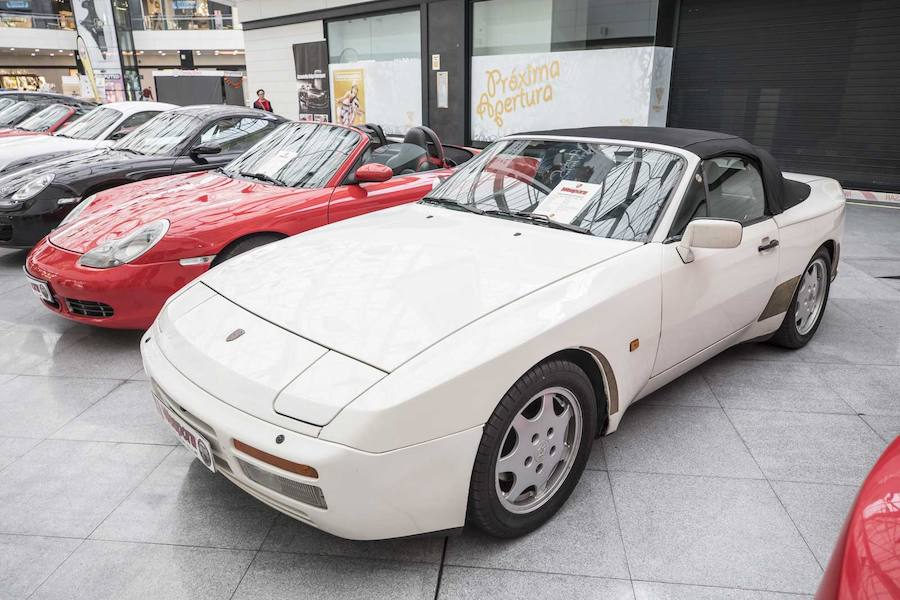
[[533, 180, 601, 223]]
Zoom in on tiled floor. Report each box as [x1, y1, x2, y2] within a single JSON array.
[[1, 203, 898, 599]]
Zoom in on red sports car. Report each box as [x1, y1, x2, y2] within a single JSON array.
[[817, 436, 900, 599], [0, 103, 83, 138], [25, 121, 475, 329]]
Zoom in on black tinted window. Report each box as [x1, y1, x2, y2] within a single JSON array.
[[198, 117, 275, 152]]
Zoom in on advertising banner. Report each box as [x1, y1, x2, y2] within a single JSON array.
[[72, 0, 125, 103], [293, 41, 331, 122], [470, 47, 673, 142], [329, 59, 421, 135]]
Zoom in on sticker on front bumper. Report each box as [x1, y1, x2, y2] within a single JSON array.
[[154, 396, 216, 473], [23, 268, 53, 303]]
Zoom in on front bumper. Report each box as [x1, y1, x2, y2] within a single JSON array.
[[0, 212, 59, 249], [141, 329, 481, 540], [26, 240, 209, 330]]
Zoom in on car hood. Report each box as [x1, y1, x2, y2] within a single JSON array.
[[201, 203, 640, 372], [49, 171, 297, 253], [0, 135, 96, 170], [0, 147, 152, 190]]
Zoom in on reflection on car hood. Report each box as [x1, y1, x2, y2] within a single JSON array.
[[0, 135, 97, 171], [49, 171, 309, 253], [201, 203, 640, 372]]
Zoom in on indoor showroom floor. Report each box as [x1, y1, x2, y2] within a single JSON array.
[[0, 203, 898, 600]]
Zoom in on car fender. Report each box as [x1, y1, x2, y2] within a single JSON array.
[[320, 243, 663, 453]]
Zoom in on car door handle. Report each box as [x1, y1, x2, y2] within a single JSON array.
[[758, 239, 780, 252]]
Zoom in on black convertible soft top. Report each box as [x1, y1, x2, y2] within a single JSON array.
[[521, 126, 810, 215]]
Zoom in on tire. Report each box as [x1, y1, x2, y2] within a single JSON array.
[[770, 247, 832, 349], [467, 359, 597, 538], [211, 234, 285, 267]]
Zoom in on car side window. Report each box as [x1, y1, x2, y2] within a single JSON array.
[[110, 111, 158, 138], [668, 156, 767, 239], [703, 156, 766, 225], [198, 117, 275, 153]]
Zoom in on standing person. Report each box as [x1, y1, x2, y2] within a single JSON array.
[[141, 87, 153, 101], [253, 89, 273, 112]]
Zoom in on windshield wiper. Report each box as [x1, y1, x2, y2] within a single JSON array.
[[484, 210, 592, 235], [421, 196, 484, 214], [241, 172, 286, 187]]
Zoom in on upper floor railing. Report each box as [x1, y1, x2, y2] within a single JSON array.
[[133, 14, 239, 31], [0, 11, 75, 30]]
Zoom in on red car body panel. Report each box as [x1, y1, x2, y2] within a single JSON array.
[[0, 106, 77, 137], [817, 436, 900, 599], [26, 132, 454, 329]]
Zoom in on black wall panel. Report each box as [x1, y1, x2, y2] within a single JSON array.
[[667, 0, 900, 191]]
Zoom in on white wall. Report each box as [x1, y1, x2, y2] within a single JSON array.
[[132, 28, 246, 51], [2, 28, 77, 51], [242, 19, 325, 120], [236, 0, 367, 22]]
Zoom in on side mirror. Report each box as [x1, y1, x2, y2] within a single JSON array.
[[189, 144, 222, 161], [677, 219, 742, 263], [354, 163, 392, 183]]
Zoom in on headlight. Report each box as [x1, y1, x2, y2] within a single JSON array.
[[11, 173, 54, 201], [58, 194, 97, 228], [78, 219, 169, 269]]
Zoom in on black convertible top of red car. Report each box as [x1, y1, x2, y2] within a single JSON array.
[[521, 126, 810, 214]]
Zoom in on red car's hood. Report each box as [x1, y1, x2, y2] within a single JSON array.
[[817, 436, 900, 599], [50, 172, 317, 254], [0, 129, 44, 138]]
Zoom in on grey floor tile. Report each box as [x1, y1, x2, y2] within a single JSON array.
[[611, 471, 821, 594], [262, 513, 443, 563], [0, 327, 92, 374], [0, 375, 121, 438], [840, 298, 900, 344], [0, 534, 81, 600], [640, 370, 719, 408], [714, 341, 804, 364], [819, 365, 900, 416], [127, 366, 149, 381], [439, 566, 634, 600], [794, 303, 900, 366], [445, 471, 629, 578], [702, 360, 852, 414], [0, 436, 40, 471], [232, 551, 439, 600], [727, 410, 886, 485], [92, 448, 276, 550], [604, 404, 762, 479], [22, 330, 145, 379], [861, 415, 900, 442], [30, 539, 254, 600], [0, 439, 170, 537], [51, 381, 177, 445], [586, 439, 606, 470], [828, 274, 898, 300], [0, 373, 14, 385], [633, 581, 813, 599], [0, 275, 26, 295], [770, 480, 858, 566], [843, 257, 900, 279]]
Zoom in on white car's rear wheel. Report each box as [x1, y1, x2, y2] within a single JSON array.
[[468, 359, 597, 538], [771, 247, 832, 349]]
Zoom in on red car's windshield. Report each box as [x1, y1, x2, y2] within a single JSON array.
[[221, 122, 361, 189], [16, 104, 70, 131]]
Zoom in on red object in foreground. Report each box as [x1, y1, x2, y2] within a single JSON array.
[[25, 122, 473, 330], [817, 436, 900, 599]]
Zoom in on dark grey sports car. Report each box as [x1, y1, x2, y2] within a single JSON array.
[[0, 104, 283, 248]]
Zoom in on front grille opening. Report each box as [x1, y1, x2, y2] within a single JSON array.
[[65, 298, 114, 318], [238, 458, 328, 509], [0, 224, 11, 242]]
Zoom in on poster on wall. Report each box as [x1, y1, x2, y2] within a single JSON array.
[[293, 41, 331, 122], [71, 0, 125, 102], [328, 59, 421, 135], [470, 47, 673, 142]]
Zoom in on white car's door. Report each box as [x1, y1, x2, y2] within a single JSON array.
[[653, 156, 780, 376]]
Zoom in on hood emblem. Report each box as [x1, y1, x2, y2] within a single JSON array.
[[225, 328, 245, 342]]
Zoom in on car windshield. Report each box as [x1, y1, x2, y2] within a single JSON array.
[[427, 138, 687, 241], [221, 122, 360, 188], [0, 98, 17, 112], [16, 104, 70, 132], [0, 101, 36, 127], [113, 111, 200, 155], [56, 106, 122, 140]]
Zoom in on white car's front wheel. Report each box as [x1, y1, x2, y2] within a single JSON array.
[[467, 359, 597, 537]]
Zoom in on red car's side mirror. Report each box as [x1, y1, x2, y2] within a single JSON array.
[[355, 163, 393, 183]]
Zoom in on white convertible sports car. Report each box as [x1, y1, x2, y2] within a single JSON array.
[[142, 127, 845, 540], [0, 101, 176, 173]]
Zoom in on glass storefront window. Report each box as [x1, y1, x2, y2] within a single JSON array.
[[473, 0, 658, 56], [0, 0, 75, 29], [326, 10, 422, 135], [139, 0, 232, 30]]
